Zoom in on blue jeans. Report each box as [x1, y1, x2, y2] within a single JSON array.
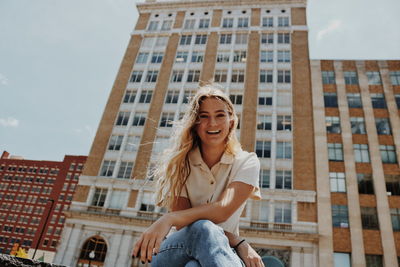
[[151, 220, 244, 267]]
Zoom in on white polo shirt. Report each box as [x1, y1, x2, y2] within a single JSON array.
[[181, 147, 261, 235]]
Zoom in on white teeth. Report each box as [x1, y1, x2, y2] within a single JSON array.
[[207, 130, 221, 134]]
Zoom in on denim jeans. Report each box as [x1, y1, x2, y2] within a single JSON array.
[[151, 220, 244, 267]]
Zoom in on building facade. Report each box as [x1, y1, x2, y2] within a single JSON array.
[[54, 0, 319, 266], [0, 151, 86, 262], [311, 60, 400, 267]]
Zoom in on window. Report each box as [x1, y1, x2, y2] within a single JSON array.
[[277, 33, 290, 44], [361, 207, 379, 230], [151, 52, 163, 63], [159, 112, 175, 127], [322, 71, 335, 84], [324, 92, 338, 107], [117, 162, 133, 179], [366, 71, 382, 85], [199, 18, 210, 29], [262, 17, 273, 27], [229, 94, 243, 105], [256, 140, 271, 158], [344, 71, 358, 85], [330, 172, 346, 192], [145, 70, 158, 83], [391, 208, 400, 231], [220, 34, 232, 44], [326, 116, 341, 133], [371, 93, 386, 108], [235, 33, 248, 45], [277, 51, 290, 63], [277, 70, 290, 83], [233, 51, 246, 63], [390, 71, 400, 85], [136, 53, 149, 64], [395, 94, 400, 108], [375, 118, 391, 135], [153, 137, 170, 155], [125, 136, 141, 152], [180, 35, 192, 45], [109, 190, 127, 210], [276, 142, 291, 159], [147, 21, 159, 31], [278, 17, 289, 27], [100, 161, 115, 177], [217, 52, 230, 63], [386, 174, 400, 195], [116, 111, 130, 126], [380, 145, 397, 163], [222, 18, 234, 28], [191, 51, 204, 63], [275, 170, 291, 189], [130, 71, 143, 83], [261, 33, 274, 44], [260, 51, 273, 63], [139, 90, 153, 103], [182, 89, 196, 104], [140, 192, 155, 212], [91, 188, 108, 207], [184, 19, 195, 29], [350, 117, 366, 134], [332, 205, 349, 228], [277, 115, 291, 131], [347, 93, 362, 108], [257, 115, 272, 130], [142, 37, 155, 47], [258, 96, 272, 105], [132, 112, 146, 126], [123, 90, 136, 103], [175, 51, 188, 63], [165, 90, 180, 104], [194, 34, 207, 45], [161, 20, 172, 31], [365, 255, 383, 267], [237, 17, 249, 28], [156, 36, 168, 47], [187, 70, 200, 83], [260, 70, 273, 83], [171, 70, 184, 82], [231, 70, 245, 83], [214, 70, 227, 83], [357, 173, 374, 194], [328, 143, 344, 161], [354, 144, 370, 163], [108, 135, 123, 151], [259, 169, 270, 188], [274, 202, 291, 223]]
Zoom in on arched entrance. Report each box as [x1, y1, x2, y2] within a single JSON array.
[[77, 236, 107, 267], [262, 255, 285, 267]]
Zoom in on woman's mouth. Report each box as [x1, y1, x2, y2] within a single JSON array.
[[206, 130, 221, 135]]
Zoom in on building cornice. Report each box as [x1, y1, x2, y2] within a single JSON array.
[[137, 0, 307, 12]]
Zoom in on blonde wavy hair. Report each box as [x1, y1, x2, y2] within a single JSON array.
[[155, 84, 241, 210]]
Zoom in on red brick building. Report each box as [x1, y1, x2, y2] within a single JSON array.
[[0, 151, 86, 261]]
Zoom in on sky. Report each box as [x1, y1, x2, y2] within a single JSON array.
[[0, 0, 399, 161]]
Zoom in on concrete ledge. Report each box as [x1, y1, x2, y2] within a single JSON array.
[[0, 253, 65, 267]]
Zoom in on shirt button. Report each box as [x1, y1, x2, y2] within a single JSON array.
[[210, 181, 214, 185]]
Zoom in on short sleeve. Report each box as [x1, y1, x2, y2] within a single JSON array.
[[231, 152, 261, 200]]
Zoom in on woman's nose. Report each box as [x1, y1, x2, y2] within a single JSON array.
[[209, 116, 218, 126]]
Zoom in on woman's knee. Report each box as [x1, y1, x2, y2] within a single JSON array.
[[188, 220, 224, 236]]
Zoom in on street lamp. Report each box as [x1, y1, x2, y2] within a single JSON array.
[[88, 250, 95, 267], [33, 199, 54, 260]]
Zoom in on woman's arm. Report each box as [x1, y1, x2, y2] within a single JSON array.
[[132, 181, 254, 263]]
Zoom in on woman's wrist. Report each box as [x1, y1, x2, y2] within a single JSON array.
[[233, 239, 246, 250]]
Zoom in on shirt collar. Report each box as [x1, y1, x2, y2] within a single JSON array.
[[189, 146, 234, 166]]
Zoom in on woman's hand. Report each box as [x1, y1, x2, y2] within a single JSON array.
[[236, 241, 265, 267], [132, 214, 173, 263]]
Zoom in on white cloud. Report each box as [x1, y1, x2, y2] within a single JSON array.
[[0, 117, 19, 127], [317, 19, 343, 41], [74, 125, 95, 137], [0, 73, 9, 85]]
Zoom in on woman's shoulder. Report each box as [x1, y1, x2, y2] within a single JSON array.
[[233, 149, 259, 163]]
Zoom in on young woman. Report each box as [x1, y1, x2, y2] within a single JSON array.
[[132, 85, 264, 267]]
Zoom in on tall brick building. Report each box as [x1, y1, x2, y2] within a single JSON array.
[[52, 0, 400, 267], [0, 151, 86, 262]]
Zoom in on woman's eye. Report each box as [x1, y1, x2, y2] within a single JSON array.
[[217, 114, 226, 117], [199, 115, 208, 119]]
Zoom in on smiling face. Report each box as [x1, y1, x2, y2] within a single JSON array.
[[195, 97, 233, 150]]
